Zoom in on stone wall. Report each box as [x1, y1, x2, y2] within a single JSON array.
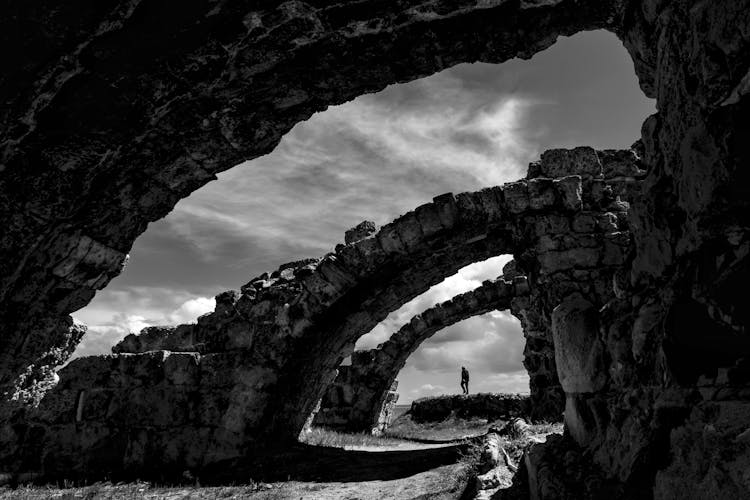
[[1, 351, 253, 478], [312, 365, 400, 435]]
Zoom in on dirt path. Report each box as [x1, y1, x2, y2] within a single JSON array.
[[245, 463, 470, 500], [1, 448, 472, 500], [202, 442, 470, 483]]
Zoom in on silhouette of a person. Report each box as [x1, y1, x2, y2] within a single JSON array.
[[460, 366, 470, 395]]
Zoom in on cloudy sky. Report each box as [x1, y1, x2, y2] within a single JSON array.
[[72, 31, 654, 403]]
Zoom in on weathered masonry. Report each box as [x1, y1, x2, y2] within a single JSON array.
[[2, 146, 636, 482]]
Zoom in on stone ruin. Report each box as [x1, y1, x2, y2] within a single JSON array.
[[315, 148, 640, 434], [0, 145, 636, 481], [1, 1, 749, 498], [312, 274, 529, 434]]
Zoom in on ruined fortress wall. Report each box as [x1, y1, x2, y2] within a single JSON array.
[[0, 147, 635, 480], [312, 365, 400, 434]]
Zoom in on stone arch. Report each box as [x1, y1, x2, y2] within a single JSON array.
[[267, 148, 637, 440], [0, 0, 627, 398], [312, 272, 533, 434], [2, 146, 640, 479]]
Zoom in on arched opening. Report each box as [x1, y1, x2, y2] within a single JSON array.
[[308, 255, 522, 435], [310, 304, 529, 438], [395, 311, 528, 401]]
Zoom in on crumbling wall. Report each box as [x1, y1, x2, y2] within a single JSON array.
[[519, 3, 750, 498], [313, 365, 400, 435]]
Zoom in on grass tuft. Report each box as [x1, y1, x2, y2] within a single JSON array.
[[299, 427, 411, 448], [386, 413, 496, 442]]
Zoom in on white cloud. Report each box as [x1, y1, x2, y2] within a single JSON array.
[[70, 293, 217, 360], [124, 315, 150, 334], [149, 71, 536, 269], [167, 297, 216, 324], [408, 383, 447, 399]]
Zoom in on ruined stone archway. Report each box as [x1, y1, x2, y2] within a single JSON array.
[[0, 0, 624, 398], [312, 272, 540, 434], [2, 146, 639, 479]]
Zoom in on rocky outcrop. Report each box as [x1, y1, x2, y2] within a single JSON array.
[[409, 394, 530, 424], [313, 149, 639, 433]]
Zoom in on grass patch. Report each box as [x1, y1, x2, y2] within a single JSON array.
[[385, 413, 493, 441], [299, 427, 411, 448]]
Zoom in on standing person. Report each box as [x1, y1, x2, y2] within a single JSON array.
[[460, 366, 470, 395]]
